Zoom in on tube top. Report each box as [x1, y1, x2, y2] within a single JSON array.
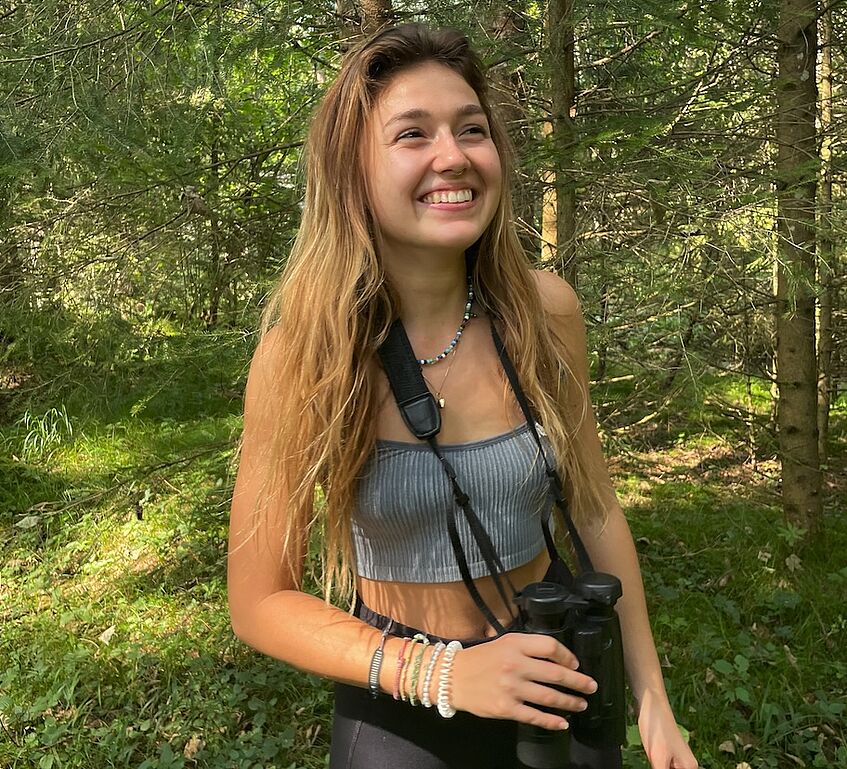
[[351, 423, 554, 582]]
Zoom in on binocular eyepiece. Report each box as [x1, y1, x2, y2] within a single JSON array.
[[514, 573, 626, 769]]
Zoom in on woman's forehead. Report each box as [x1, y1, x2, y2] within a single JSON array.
[[372, 62, 482, 117]]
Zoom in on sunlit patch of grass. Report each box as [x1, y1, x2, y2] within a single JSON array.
[[1, 414, 331, 768]]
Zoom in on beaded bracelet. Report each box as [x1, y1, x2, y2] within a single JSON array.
[[437, 640, 463, 719], [367, 624, 392, 699], [408, 634, 430, 706], [393, 638, 411, 701], [400, 635, 424, 702], [421, 641, 445, 708]]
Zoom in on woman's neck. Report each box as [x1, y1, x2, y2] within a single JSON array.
[[385, 258, 469, 330], [382, 255, 473, 362]]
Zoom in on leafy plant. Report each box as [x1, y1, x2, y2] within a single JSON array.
[[16, 405, 73, 461]]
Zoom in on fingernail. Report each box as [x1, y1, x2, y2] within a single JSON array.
[[578, 700, 588, 711], [569, 659, 580, 670], [589, 681, 598, 693], [560, 720, 569, 730]]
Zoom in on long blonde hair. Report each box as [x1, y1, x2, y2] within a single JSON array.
[[254, 24, 609, 601]]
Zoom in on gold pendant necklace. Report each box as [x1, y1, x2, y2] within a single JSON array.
[[421, 343, 460, 408]]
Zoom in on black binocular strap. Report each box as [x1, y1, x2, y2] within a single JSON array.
[[426, 438, 517, 635], [377, 320, 518, 634], [489, 322, 595, 577], [377, 317, 442, 440]]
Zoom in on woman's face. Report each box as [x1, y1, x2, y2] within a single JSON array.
[[363, 62, 502, 266]]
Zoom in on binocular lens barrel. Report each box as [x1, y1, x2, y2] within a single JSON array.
[[514, 577, 626, 768]]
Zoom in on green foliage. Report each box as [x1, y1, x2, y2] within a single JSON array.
[[1, 332, 331, 768], [1, 0, 322, 330], [615, 446, 847, 768], [2, 0, 843, 446]]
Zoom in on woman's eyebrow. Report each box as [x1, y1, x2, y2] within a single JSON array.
[[384, 103, 486, 127]]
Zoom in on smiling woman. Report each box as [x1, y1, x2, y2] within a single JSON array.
[[227, 23, 698, 769], [364, 64, 502, 264]]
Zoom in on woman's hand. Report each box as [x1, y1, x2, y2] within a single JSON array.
[[449, 632, 598, 730], [638, 694, 698, 769]]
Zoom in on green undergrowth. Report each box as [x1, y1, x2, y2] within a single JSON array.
[[1, 335, 845, 769], [617, 472, 847, 769]]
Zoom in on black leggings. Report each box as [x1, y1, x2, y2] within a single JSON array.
[[329, 579, 624, 768]]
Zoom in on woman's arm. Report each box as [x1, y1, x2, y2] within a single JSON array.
[[227, 328, 391, 689], [534, 270, 698, 769], [227, 328, 597, 726]]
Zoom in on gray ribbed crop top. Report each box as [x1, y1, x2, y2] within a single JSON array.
[[351, 423, 554, 582]]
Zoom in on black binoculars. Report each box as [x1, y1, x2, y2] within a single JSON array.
[[514, 573, 626, 769]]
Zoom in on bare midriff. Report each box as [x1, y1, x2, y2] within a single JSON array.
[[356, 548, 552, 639]]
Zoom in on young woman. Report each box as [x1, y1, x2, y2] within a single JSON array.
[[227, 23, 698, 769]]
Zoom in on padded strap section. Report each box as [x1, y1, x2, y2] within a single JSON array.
[[377, 320, 441, 440]]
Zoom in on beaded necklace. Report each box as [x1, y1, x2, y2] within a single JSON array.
[[416, 276, 474, 366]]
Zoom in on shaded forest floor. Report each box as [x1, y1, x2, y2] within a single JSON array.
[[1, 330, 845, 769]]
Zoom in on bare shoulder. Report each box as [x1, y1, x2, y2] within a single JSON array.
[[252, 323, 284, 368], [245, 324, 284, 400], [530, 269, 581, 318]]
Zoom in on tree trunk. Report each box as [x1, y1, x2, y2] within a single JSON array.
[[817, 6, 834, 466], [207, 135, 223, 329], [547, 0, 577, 285], [541, 121, 557, 265], [206, 8, 224, 329], [358, 0, 392, 36], [774, 0, 821, 530], [596, 269, 609, 381], [335, 0, 357, 48], [488, 6, 537, 256]]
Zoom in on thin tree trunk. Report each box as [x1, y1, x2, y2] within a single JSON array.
[[207, 187, 223, 327], [817, 6, 834, 465], [596, 270, 609, 381], [334, 0, 360, 48], [775, 0, 821, 530], [488, 6, 537, 256], [207, 8, 224, 329], [547, 0, 577, 285], [358, 0, 392, 36], [742, 223, 758, 465], [541, 121, 557, 265]]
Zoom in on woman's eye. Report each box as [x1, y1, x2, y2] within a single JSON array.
[[397, 129, 424, 140], [462, 124, 488, 137]]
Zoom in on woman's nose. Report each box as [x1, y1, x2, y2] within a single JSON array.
[[432, 133, 469, 175]]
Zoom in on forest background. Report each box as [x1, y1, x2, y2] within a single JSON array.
[[0, 1, 845, 768]]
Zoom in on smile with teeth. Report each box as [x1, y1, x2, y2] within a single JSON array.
[[421, 189, 474, 204]]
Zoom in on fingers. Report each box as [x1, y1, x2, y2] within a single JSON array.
[[515, 634, 598, 694], [521, 680, 590, 714], [519, 633, 580, 670], [523, 655, 598, 696], [668, 750, 699, 769], [512, 702, 570, 732]]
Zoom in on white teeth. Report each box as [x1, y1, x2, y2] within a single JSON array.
[[422, 189, 473, 204]]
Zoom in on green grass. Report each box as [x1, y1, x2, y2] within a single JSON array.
[[1, 406, 333, 769], [1, 332, 845, 768], [622, 484, 847, 768]]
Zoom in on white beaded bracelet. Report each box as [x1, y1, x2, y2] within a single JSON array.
[[421, 641, 445, 708], [436, 640, 463, 719]]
